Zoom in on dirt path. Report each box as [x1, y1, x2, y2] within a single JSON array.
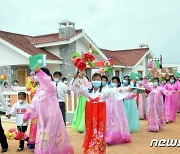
[[1, 114, 180, 154]]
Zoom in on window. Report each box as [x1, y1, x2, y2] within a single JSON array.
[[138, 71, 143, 76], [115, 71, 120, 77]]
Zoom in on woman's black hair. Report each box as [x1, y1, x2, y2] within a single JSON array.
[[85, 76, 89, 81], [123, 75, 130, 85], [88, 73, 103, 93], [53, 71, 62, 77], [166, 78, 170, 83], [153, 77, 159, 83], [14, 80, 18, 83], [40, 67, 53, 81], [102, 75, 108, 82], [4, 82, 8, 86], [62, 77, 67, 82], [170, 76, 176, 83], [112, 76, 121, 87]]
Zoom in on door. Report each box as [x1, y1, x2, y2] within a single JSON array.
[[17, 70, 26, 86]]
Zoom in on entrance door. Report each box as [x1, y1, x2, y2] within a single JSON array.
[[17, 70, 26, 86]]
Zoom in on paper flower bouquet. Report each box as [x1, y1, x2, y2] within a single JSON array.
[[71, 44, 98, 72], [5, 128, 27, 140]]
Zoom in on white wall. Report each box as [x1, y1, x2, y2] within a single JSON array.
[[44, 46, 60, 57], [76, 38, 105, 62], [76, 39, 88, 55], [46, 64, 61, 74], [123, 68, 132, 76], [132, 56, 149, 76], [0, 42, 28, 66], [163, 63, 180, 72]]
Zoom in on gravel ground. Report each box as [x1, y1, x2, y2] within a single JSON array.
[[1, 114, 180, 154]]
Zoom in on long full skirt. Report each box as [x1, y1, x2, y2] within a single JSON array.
[[83, 99, 106, 154], [123, 99, 140, 133], [164, 93, 178, 122], [138, 94, 147, 119], [147, 94, 165, 132], [105, 99, 131, 145], [72, 95, 87, 132]]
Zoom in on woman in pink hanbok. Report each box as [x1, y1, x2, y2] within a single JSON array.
[[142, 78, 172, 132], [176, 79, 180, 112], [105, 76, 135, 145], [137, 79, 147, 119], [24, 67, 73, 154], [164, 76, 179, 123]]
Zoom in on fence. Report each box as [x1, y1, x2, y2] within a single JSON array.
[[0, 91, 78, 113]]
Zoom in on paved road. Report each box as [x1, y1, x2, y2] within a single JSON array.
[[1, 114, 180, 154]]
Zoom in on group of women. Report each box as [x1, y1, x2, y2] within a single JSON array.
[[1, 66, 179, 154], [71, 72, 180, 153]]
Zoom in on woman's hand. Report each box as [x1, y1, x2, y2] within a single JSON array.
[[128, 88, 133, 92], [6, 114, 11, 119], [117, 88, 123, 93], [35, 67, 40, 73], [74, 73, 79, 79], [23, 119, 28, 123]]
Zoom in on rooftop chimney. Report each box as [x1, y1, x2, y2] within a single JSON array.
[[59, 20, 75, 39]]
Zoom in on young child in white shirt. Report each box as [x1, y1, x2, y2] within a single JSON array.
[[7, 92, 29, 152]]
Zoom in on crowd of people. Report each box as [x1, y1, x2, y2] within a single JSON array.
[[1, 80, 20, 92], [0, 67, 180, 154], [70, 72, 180, 153]]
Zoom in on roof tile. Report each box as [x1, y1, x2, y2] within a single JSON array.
[[101, 48, 149, 66], [0, 29, 82, 60]]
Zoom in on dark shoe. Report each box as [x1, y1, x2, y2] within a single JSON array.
[[165, 120, 170, 124], [1, 149, 8, 153], [17, 148, 24, 152]]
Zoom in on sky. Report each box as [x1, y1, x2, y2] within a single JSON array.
[[0, 0, 180, 63]]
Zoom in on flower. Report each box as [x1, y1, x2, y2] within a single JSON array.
[[0, 75, 6, 80], [71, 57, 81, 67], [15, 132, 27, 140], [82, 52, 95, 62], [9, 128, 17, 133], [76, 59, 87, 71]]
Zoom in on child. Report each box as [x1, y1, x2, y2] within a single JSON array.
[[7, 92, 29, 152]]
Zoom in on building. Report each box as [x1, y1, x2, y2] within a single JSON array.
[[162, 63, 180, 73], [0, 20, 107, 86], [0, 20, 156, 121], [101, 48, 154, 78], [0, 20, 154, 86]]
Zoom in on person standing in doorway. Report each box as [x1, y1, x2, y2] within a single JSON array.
[[0, 89, 8, 153], [53, 72, 69, 125], [11, 80, 19, 91]]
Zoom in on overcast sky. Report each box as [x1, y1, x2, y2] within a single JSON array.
[[0, 0, 180, 63]]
